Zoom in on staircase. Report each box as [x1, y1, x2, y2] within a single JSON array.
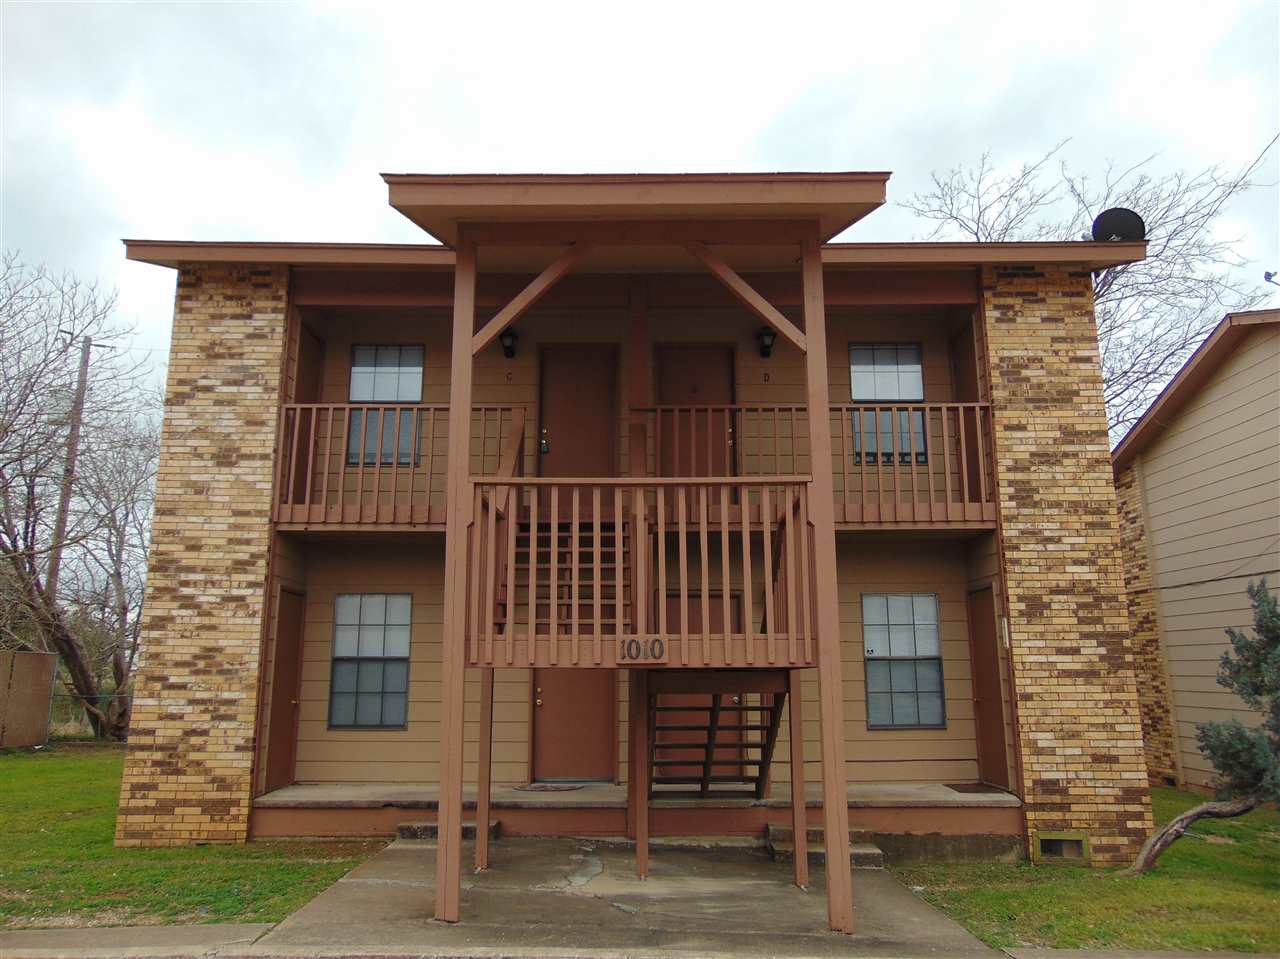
[[646, 670, 788, 800], [496, 517, 632, 635]]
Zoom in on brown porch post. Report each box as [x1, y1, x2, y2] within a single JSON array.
[[435, 238, 477, 922], [800, 232, 855, 933], [625, 277, 651, 868], [787, 669, 810, 888], [633, 667, 651, 877], [474, 666, 494, 871]]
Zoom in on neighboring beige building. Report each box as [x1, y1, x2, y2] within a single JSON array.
[[1114, 309, 1280, 790]]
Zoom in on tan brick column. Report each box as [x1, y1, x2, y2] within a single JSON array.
[[116, 264, 288, 846], [1115, 463, 1179, 784], [981, 265, 1153, 864]]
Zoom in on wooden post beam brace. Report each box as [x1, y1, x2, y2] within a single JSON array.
[[472, 243, 593, 355], [685, 241, 807, 353], [800, 232, 855, 933], [435, 240, 478, 922]]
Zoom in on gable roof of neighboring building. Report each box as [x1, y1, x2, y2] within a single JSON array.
[[1112, 308, 1280, 473]]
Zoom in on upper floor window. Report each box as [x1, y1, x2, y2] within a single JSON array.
[[329, 593, 411, 729], [861, 593, 944, 729], [850, 343, 927, 465], [350, 345, 424, 402], [348, 345, 424, 465]]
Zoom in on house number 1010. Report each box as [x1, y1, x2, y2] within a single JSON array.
[[618, 637, 666, 663]]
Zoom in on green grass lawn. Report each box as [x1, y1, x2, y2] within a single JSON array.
[[0, 745, 383, 929], [894, 788, 1280, 952]]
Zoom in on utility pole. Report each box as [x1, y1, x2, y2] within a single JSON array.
[[46, 335, 92, 603]]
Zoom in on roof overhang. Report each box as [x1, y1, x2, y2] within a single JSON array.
[[823, 241, 1148, 270], [382, 172, 890, 246], [123, 238, 1148, 274], [1113, 308, 1280, 472], [122, 240, 456, 270]]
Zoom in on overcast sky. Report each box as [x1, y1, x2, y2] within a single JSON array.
[[3, 0, 1277, 367]]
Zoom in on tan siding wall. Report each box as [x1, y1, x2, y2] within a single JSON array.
[[1133, 325, 1279, 789], [773, 536, 980, 786]]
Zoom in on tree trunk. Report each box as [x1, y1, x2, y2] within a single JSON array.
[[1125, 796, 1262, 874]]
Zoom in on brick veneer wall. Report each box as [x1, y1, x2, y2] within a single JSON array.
[[1114, 463, 1179, 785], [981, 265, 1153, 864], [116, 264, 288, 846]]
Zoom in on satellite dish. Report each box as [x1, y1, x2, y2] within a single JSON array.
[[1091, 207, 1146, 242]]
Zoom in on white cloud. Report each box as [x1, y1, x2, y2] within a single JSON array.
[[2, 0, 1276, 364]]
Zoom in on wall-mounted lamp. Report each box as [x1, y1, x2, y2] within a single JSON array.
[[757, 327, 777, 359], [499, 328, 519, 359]]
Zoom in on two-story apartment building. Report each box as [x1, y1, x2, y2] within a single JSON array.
[[116, 172, 1153, 933]]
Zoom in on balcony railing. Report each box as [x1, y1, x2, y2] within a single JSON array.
[[273, 404, 526, 526], [274, 402, 994, 529], [830, 403, 996, 524], [634, 403, 996, 526], [466, 477, 816, 669]]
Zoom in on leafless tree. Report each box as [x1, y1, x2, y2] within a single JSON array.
[[0, 252, 159, 739], [901, 137, 1276, 436]]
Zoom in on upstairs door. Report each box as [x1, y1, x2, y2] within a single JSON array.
[[539, 345, 617, 479], [655, 346, 735, 477]]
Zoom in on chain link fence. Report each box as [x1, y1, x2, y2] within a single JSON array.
[[48, 692, 132, 741]]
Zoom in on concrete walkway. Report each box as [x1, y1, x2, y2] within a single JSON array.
[[1, 837, 993, 958], [0, 922, 272, 958], [237, 837, 993, 958]]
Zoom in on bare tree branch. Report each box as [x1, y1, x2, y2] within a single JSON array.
[[901, 138, 1277, 436]]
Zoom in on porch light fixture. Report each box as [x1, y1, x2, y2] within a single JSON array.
[[757, 327, 777, 359], [499, 328, 518, 359]]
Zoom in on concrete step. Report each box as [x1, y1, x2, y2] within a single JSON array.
[[765, 824, 884, 868], [396, 820, 501, 841]]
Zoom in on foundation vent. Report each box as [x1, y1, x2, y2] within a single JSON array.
[[1032, 831, 1089, 863]]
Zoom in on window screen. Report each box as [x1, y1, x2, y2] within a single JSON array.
[[862, 593, 944, 728], [347, 345, 424, 465], [328, 593, 411, 729], [850, 343, 927, 465]]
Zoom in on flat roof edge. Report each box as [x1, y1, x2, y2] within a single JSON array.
[[822, 241, 1148, 269], [122, 240, 455, 269], [125, 238, 1146, 270]]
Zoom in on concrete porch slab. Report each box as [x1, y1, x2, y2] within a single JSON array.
[[234, 837, 996, 958], [255, 780, 1021, 810]]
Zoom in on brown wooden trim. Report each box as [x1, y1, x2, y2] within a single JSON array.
[[685, 242, 806, 352], [434, 239, 477, 923], [248, 801, 1024, 840], [823, 241, 1148, 269], [471, 244, 594, 355], [801, 231, 855, 933]]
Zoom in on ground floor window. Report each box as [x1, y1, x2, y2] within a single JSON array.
[[328, 593, 411, 729], [861, 593, 944, 728]]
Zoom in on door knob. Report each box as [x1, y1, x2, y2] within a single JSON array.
[[536, 698, 543, 707], [540, 427, 550, 454]]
